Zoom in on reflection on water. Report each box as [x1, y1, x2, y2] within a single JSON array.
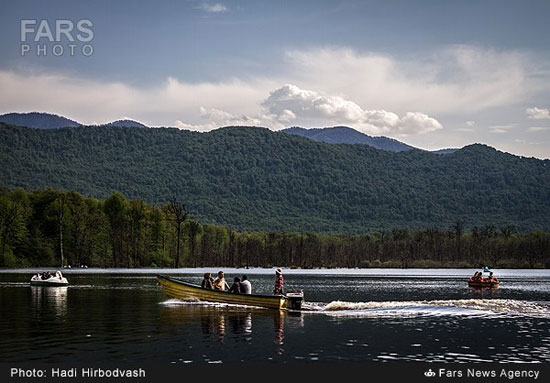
[[159, 301, 290, 350], [31, 286, 68, 318], [469, 286, 499, 299], [0, 270, 549, 363]]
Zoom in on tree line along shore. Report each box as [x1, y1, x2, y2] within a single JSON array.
[[1, 187, 549, 269]]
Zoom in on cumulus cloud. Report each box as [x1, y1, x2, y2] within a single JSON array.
[[526, 107, 550, 120], [196, 2, 227, 13], [176, 106, 280, 131], [262, 84, 442, 135], [1, 44, 548, 140], [489, 124, 515, 134]]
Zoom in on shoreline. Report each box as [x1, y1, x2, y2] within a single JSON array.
[[1, 267, 549, 277]]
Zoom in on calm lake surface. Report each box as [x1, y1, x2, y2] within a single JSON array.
[[1, 268, 549, 363]]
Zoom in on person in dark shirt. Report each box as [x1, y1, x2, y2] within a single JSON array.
[[229, 277, 241, 293], [201, 273, 214, 289]]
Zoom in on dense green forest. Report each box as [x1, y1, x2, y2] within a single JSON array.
[[1, 124, 549, 233], [1, 188, 548, 268]]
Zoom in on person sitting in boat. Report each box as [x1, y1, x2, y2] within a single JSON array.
[[201, 273, 214, 289], [229, 277, 241, 293], [273, 268, 284, 295], [212, 271, 230, 291], [240, 275, 251, 294]]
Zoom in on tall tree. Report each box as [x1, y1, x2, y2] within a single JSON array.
[[186, 220, 202, 267], [168, 198, 188, 268], [104, 192, 129, 267], [55, 193, 67, 268], [0, 197, 26, 266]]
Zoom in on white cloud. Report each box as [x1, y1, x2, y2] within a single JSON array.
[[528, 126, 550, 132], [262, 84, 442, 135], [0, 70, 271, 128], [1, 44, 548, 144], [489, 124, 516, 134], [284, 46, 543, 116], [457, 120, 476, 132], [526, 107, 550, 120], [196, 2, 227, 13], [0, 70, 441, 135]]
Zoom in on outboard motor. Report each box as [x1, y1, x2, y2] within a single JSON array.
[[286, 290, 304, 310]]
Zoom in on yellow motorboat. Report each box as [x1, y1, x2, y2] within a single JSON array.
[[157, 274, 303, 310]]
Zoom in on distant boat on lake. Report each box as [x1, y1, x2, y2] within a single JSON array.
[[468, 268, 499, 288], [30, 271, 69, 286]]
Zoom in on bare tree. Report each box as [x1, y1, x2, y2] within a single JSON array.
[[168, 198, 189, 268]]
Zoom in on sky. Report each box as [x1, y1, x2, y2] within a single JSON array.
[[1, 0, 549, 158]]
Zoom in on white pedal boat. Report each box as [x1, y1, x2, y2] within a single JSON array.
[[30, 271, 69, 286]]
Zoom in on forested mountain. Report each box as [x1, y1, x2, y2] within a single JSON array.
[[0, 112, 147, 130], [104, 119, 148, 128], [432, 148, 459, 155], [0, 112, 81, 129], [1, 123, 549, 233], [282, 126, 416, 152]]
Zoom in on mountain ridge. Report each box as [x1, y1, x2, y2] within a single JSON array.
[[0, 112, 81, 129], [282, 126, 417, 152], [1, 123, 548, 233], [0, 112, 148, 130], [282, 126, 459, 154]]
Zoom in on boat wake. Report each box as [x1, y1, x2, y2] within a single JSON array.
[[303, 299, 550, 318], [159, 298, 266, 310]]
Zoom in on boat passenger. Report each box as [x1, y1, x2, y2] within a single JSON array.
[[240, 275, 252, 294], [273, 268, 284, 296], [489, 271, 494, 281], [229, 277, 241, 293], [212, 271, 230, 291], [201, 273, 214, 289]]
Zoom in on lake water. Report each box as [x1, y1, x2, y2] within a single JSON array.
[[1, 268, 549, 363]]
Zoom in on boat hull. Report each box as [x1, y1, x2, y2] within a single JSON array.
[[30, 280, 69, 287], [468, 280, 499, 288], [157, 275, 289, 310]]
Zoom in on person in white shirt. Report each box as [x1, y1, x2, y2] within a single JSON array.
[[240, 275, 252, 294]]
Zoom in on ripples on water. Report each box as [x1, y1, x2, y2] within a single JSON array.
[[1, 269, 550, 363]]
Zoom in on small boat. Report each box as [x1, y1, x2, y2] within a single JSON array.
[[468, 278, 499, 288], [30, 271, 69, 286], [157, 274, 304, 310], [468, 268, 499, 288]]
